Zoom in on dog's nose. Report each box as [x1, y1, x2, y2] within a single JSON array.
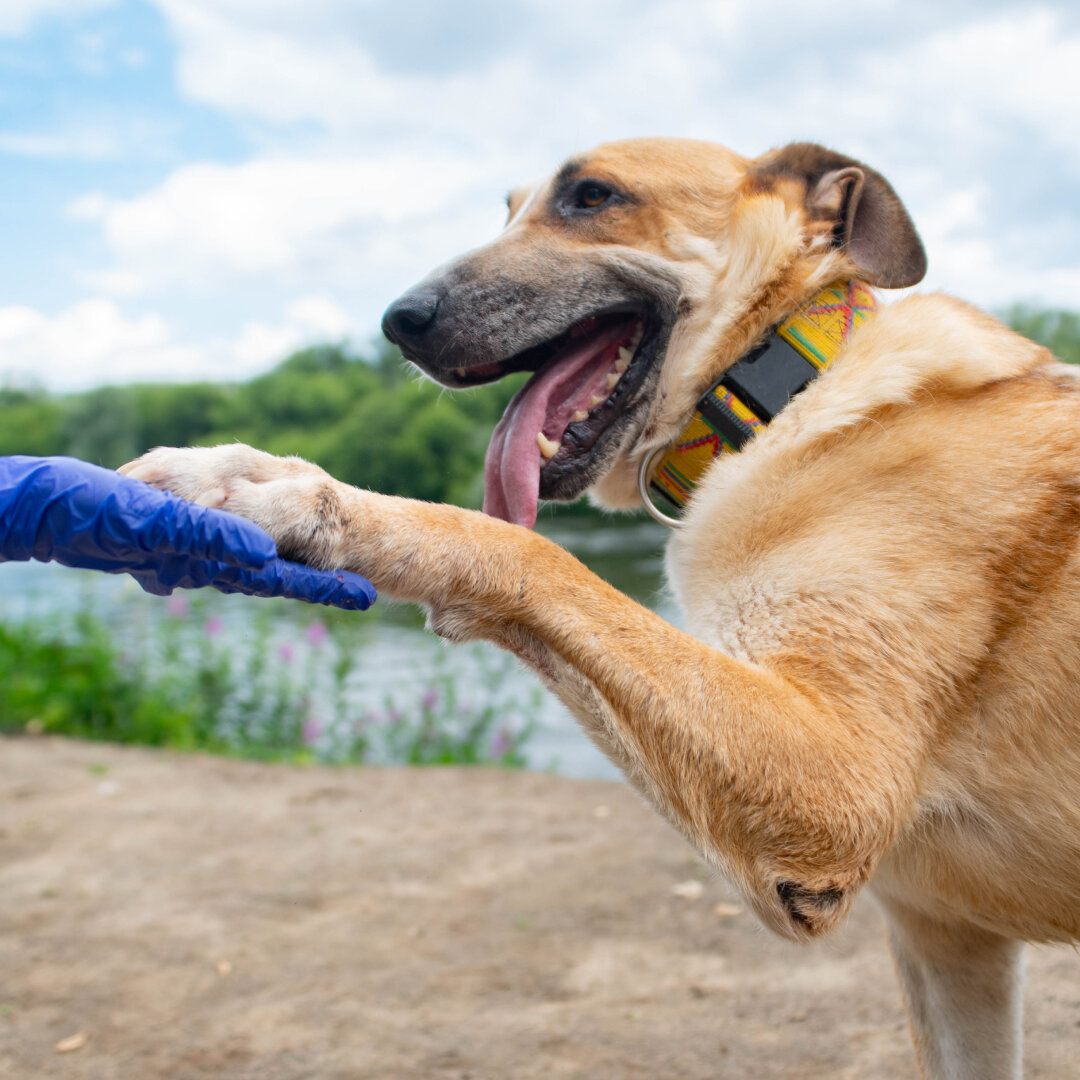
[[382, 290, 440, 346]]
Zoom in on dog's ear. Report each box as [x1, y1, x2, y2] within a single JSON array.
[[750, 142, 927, 289]]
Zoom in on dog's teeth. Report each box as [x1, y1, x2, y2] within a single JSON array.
[[616, 347, 632, 372], [590, 394, 606, 408], [537, 432, 560, 459], [572, 410, 588, 422], [455, 367, 466, 377], [606, 372, 621, 391], [629, 325, 643, 349]]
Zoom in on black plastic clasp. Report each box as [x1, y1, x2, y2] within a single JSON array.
[[720, 335, 818, 421]]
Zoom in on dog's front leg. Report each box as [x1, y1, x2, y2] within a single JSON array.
[[123, 446, 930, 942]]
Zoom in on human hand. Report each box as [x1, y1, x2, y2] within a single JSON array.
[[0, 456, 375, 609]]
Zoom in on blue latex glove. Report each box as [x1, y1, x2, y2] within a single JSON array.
[[0, 456, 376, 610]]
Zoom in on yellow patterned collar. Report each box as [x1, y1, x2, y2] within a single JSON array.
[[639, 280, 878, 526]]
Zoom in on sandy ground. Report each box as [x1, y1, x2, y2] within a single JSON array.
[[1, 737, 1078, 1079]]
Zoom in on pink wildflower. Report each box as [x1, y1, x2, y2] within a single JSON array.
[[420, 687, 439, 711], [490, 727, 511, 757], [277, 642, 296, 664], [301, 718, 322, 746], [205, 616, 223, 637], [305, 622, 328, 648], [165, 594, 189, 619]]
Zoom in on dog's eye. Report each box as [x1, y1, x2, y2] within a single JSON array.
[[575, 181, 612, 210]]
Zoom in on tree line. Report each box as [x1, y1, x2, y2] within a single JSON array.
[[0, 340, 528, 507], [1, 305, 1077, 508]]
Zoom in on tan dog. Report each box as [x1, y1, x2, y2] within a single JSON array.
[[121, 138, 1080, 1079]]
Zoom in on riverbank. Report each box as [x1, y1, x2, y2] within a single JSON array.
[[2, 737, 1077, 1079], [0, 515, 671, 781]]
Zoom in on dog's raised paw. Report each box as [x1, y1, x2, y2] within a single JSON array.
[[120, 443, 322, 505], [120, 446, 234, 505]]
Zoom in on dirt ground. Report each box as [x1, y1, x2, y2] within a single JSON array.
[[1, 737, 1077, 1080]]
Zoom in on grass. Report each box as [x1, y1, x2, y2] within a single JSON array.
[[0, 598, 538, 768]]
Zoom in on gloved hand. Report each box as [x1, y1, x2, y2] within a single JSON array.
[[0, 456, 376, 609]]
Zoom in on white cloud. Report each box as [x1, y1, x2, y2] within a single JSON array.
[[67, 191, 110, 220], [0, 127, 119, 159], [0, 108, 182, 164], [70, 153, 490, 290], [230, 320, 301, 371], [0, 300, 201, 390], [0, 0, 115, 36], [859, 8, 1080, 169], [0, 294, 364, 392], [230, 297, 355, 368], [135, 0, 1080, 184], [287, 295, 351, 339], [129, 1, 1080, 312], [156, 0, 391, 132], [11, 0, 1080, 393], [148, 0, 761, 159]]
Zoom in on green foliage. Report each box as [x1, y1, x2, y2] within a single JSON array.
[[62, 387, 141, 467], [0, 603, 536, 767], [0, 613, 216, 750], [0, 340, 527, 507], [380, 668, 536, 767], [313, 383, 485, 504], [130, 383, 233, 451], [0, 389, 66, 458], [1003, 306, 1080, 365]]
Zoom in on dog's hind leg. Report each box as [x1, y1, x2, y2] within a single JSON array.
[[878, 898, 1024, 1080]]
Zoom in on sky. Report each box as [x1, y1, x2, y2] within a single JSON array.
[[1, 0, 1079, 391]]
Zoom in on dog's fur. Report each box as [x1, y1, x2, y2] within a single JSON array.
[[122, 138, 1080, 1079]]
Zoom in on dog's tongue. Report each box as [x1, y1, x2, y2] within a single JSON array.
[[483, 322, 629, 528], [482, 371, 551, 529]]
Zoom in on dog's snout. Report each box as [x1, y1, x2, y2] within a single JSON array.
[[382, 290, 440, 346]]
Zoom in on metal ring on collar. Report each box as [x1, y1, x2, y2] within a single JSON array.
[[637, 446, 684, 529]]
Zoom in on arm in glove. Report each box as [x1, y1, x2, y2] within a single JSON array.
[[0, 456, 375, 609]]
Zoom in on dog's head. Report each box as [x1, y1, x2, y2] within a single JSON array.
[[382, 138, 926, 527]]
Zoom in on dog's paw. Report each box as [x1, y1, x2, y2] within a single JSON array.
[[120, 444, 325, 507], [121, 445, 348, 565], [211, 474, 346, 566]]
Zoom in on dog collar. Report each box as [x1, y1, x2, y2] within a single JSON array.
[[639, 280, 878, 527]]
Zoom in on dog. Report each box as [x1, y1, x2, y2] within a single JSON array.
[[121, 138, 1080, 1079]]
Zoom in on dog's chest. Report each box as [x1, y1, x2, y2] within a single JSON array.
[[659, 427, 892, 663], [661, 457, 815, 661]]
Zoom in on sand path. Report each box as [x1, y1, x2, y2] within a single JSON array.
[[2, 737, 1077, 1078]]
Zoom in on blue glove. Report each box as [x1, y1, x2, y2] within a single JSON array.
[[0, 456, 376, 610]]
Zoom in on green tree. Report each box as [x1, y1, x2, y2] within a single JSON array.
[[0, 389, 65, 457], [1003, 306, 1080, 365], [131, 383, 233, 452], [62, 386, 139, 467]]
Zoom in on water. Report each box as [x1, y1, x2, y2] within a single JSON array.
[[0, 514, 678, 780]]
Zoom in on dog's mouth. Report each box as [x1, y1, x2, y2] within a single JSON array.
[[468, 308, 664, 528]]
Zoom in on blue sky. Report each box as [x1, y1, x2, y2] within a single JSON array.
[[2, 0, 1079, 390]]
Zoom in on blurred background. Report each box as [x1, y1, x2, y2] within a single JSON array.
[[2, 0, 1079, 777]]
